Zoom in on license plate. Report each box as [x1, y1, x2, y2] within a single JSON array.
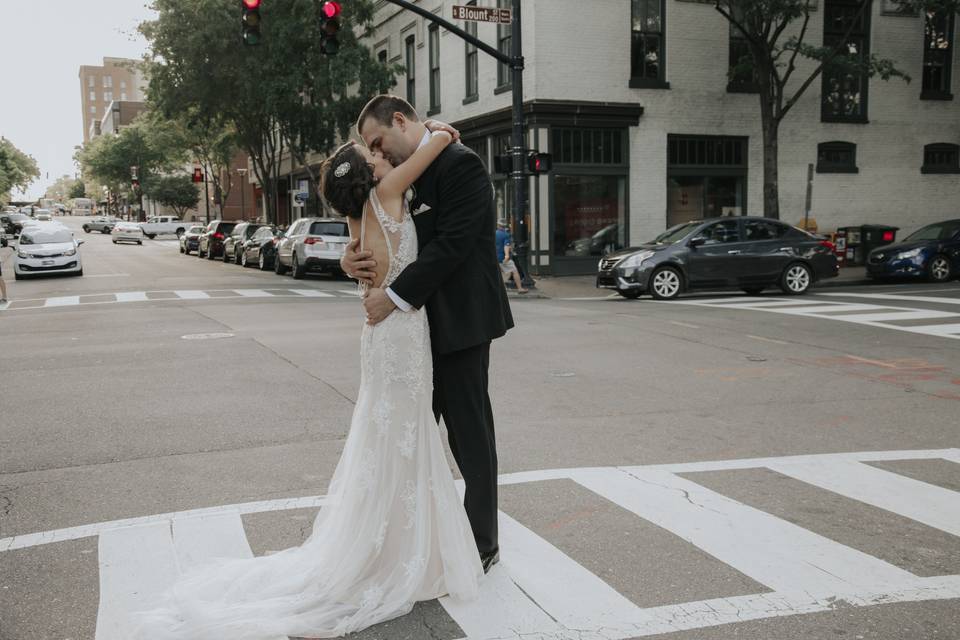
[[42, 260, 54, 265]]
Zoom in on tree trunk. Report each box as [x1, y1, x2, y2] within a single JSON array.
[[758, 85, 781, 220]]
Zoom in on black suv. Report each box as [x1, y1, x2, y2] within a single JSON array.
[[198, 220, 238, 259], [223, 222, 263, 264]]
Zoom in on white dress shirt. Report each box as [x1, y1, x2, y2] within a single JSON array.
[[384, 130, 432, 313]]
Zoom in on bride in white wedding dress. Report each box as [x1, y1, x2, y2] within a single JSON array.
[[132, 129, 482, 639]]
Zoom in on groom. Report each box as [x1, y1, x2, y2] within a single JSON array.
[[342, 95, 514, 573]]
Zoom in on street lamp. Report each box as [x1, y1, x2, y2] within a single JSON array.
[[237, 168, 248, 221]]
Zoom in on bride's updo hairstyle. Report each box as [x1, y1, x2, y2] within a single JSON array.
[[320, 141, 376, 219]]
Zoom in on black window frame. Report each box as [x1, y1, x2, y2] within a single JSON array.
[[405, 34, 416, 110], [921, 143, 960, 174], [921, 9, 955, 100], [463, 1, 479, 103], [495, 0, 512, 91], [817, 141, 859, 173], [821, 0, 871, 123], [727, 10, 759, 94], [428, 23, 441, 115], [630, 0, 669, 89]]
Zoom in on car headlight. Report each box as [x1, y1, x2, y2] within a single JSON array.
[[893, 248, 922, 260], [65, 248, 76, 256], [619, 251, 656, 269], [17, 250, 29, 259]]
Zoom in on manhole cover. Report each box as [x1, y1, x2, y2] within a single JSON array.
[[181, 332, 235, 341]]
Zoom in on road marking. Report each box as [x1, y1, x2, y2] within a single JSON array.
[[338, 289, 362, 296], [234, 289, 273, 297], [114, 291, 148, 302], [173, 290, 210, 299], [44, 295, 80, 307], [746, 334, 791, 345], [825, 309, 957, 323], [290, 288, 335, 297], [669, 320, 701, 329], [83, 273, 131, 278], [898, 322, 960, 337], [820, 292, 960, 306], [0, 288, 357, 311]]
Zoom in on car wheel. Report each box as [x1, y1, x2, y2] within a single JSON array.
[[241, 251, 249, 268], [235, 248, 243, 265], [650, 266, 683, 300], [928, 255, 952, 283], [259, 251, 269, 271], [207, 246, 216, 260], [14, 272, 24, 280], [176, 228, 185, 238], [275, 253, 287, 275], [147, 233, 156, 240], [76, 268, 83, 277], [138, 241, 142, 245], [292, 253, 306, 279], [617, 289, 642, 299], [780, 262, 812, 295], [112, 240, 117, 244], [83, 226, 90, 233], [179, 244, 185, 254], [101, 228, 111, 234], [198, 246, 205, 258], [223, 248, 231, 263], [742, 287, 764, 295]]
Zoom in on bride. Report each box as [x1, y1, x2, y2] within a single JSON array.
[[132, 127, 482, 639]]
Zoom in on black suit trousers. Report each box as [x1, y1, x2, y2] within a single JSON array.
[[432, 341, 498, 556]]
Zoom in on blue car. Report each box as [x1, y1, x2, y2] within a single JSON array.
[[866, 219, 960, 283]]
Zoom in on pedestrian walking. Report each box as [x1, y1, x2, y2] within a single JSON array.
[[496, 220, 528, 294]]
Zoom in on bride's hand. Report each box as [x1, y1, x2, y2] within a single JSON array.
[[423, 119, 460, 142]]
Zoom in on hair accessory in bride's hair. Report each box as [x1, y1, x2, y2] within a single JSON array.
[[334, 161, 351, 178]]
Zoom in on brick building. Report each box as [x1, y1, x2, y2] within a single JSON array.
[[367, 0, 959, 274], [78, 57, 147, 143]]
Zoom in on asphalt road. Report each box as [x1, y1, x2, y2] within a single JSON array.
[[1, 217, 958, 640]]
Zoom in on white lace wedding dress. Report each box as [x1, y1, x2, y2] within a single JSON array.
[[132, 191, 482, 639]]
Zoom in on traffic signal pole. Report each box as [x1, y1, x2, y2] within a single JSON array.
[[380, 0, 533, 287]]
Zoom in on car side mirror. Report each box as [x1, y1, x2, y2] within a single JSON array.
[[77, 240, 85, 246], [689, 236, 707, 248]]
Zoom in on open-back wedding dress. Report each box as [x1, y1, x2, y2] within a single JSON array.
[[132, 190, 482, 639]]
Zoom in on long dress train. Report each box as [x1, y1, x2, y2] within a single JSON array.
[[131, 190, 482, 639]]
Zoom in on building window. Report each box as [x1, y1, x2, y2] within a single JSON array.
[[88, 76, 95, 88], [89, 90, 96, 101], [552, 128, 625, 165], [377, 49, 387, 65], [817, 141, 859, 173], [922, 143, 960, 173], [90, 105, 97, 114], [667, 135, 748, 227], [922, 10, 955, 100], [821, 0, 870, 122], [496, 0, 512, 88], [120, 92, 128, 101], [120, 80, 127, 89], [405, 35, 416, 109], [104, 91, 113, 103], [464, 1, 479, 101], [630, 0, 668, 88], [103, 76, 113, 88], [428, 23, 441, 114], [728, 12, 758, 92]]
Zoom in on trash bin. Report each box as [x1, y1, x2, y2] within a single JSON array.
[[835, 224, 899, 266]]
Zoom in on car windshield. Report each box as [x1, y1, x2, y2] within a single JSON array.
[[651, 222, 701, 245], [10, 213, 28, 221], [309, 222, 348, 236], [218, 223, 237, 233], [189, 226, 203, 233], [904, 221, 960, 242], [20, 228, 73, 244]]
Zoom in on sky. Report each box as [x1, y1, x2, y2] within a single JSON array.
[[2, 1, 157, 200]]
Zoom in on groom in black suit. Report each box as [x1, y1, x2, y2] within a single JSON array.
[[343, 95, 514, 572]]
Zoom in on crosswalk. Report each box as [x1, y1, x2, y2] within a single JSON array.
[[663, 292, 960, 340], [0, 287, 361, 312], [3, 448, 957, 639]]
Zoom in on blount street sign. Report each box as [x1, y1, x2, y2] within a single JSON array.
[[452, 5, 512, 23]]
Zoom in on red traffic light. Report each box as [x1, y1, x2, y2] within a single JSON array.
[[322, 1, 341, 18], [243, 0, 261, 8]]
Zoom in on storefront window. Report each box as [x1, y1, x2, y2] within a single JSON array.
[[554, 175, 627, 257], [667, 135, 747, 227]]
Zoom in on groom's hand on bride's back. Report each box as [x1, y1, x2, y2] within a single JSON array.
[[342, 238, 377, 286]]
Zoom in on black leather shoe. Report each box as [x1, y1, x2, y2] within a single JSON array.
[[480, 550, 500, 574]]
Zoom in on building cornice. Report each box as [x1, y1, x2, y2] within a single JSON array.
[[451, 99, 644, 138]]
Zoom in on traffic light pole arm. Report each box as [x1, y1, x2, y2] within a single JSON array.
[[380, 0, 516, 68]]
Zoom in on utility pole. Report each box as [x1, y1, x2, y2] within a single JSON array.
[[203, 169, 210, 224], [238, 167, 248, 221]]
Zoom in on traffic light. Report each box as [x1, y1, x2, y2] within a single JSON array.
[[320, 1, 342, 55], [242, 0, 262, 46], [527, 152, 552, 174], [192, 167, 203, 183]]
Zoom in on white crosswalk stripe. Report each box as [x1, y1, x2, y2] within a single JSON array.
[[0, 288, 357, 311], [4, 449, 958, 639]]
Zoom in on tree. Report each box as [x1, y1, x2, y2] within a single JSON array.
[[144, 174, 200, 218], [140, 0, 396, 222], [0, 137, 40, 203], [176, 108, 237, 218], [45, 174, 80, 202], [714, 0, 910, 219], [68, 180, 86, 199]]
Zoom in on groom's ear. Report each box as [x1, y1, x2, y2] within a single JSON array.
[[393, 112, 407, 131]]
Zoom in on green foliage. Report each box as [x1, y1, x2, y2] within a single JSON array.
[[69, 180, 86, 199], [0, 137, 40, 203], [143, 174, 200, 217]]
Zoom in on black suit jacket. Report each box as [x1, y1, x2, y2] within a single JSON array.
[[389, 144, 514, 354]]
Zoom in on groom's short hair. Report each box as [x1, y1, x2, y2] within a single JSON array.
[[357, 95, 419, 132]]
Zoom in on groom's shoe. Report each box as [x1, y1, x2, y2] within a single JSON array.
[[480, 550, 500, 574]]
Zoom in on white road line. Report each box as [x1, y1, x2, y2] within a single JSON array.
[[114, 291, 148, 303], [94, 522, 180, 640], [290, 289, 335, 297], [669, 320, 701, 329], [897, 322, 960, 337], [771, 303, 889, 315], [44, 295, 80, 307], [233, 289, 273, 297], [576, 468, 919, 595], [746, 334, 791, 345], [767, 460, 960, 537], [338, 289, 361, 296], [171, 511, 254, 570], [83, 273, 131, 278], [724, 299, 829, 308], [821, 309, 958, 323], [173, 290, 210, 300], [820, 292, 960, 306]]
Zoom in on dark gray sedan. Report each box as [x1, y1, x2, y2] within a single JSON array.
[[597, 217, 839, 300]]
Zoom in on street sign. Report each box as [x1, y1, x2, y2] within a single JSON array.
[[452, 5, 512, 24]]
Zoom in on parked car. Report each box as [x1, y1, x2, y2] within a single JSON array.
[[1, 212, 31, 236], [240, 225, 282, 269], [179, 224, 205, 255], [866, 219, 960, 283], [140, 215, 188, 239], [13, 222, 84, 280], [274, 217, 350, 279], [197, 220, 237, 259], [83, 216, 117, 234], [223, 222, 263, 264], [31, 208, 53, 219], [596, 217, 839, 300], [112, 222, 144, 245]]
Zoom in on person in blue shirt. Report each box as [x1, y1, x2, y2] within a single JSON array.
[[495, 220, 527, 293]]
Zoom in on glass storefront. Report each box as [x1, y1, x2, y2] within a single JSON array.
[[554, 175, 627, 257], [666, 135, 747, 227]]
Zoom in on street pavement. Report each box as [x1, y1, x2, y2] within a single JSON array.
[[1, 217, 958, 640]]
